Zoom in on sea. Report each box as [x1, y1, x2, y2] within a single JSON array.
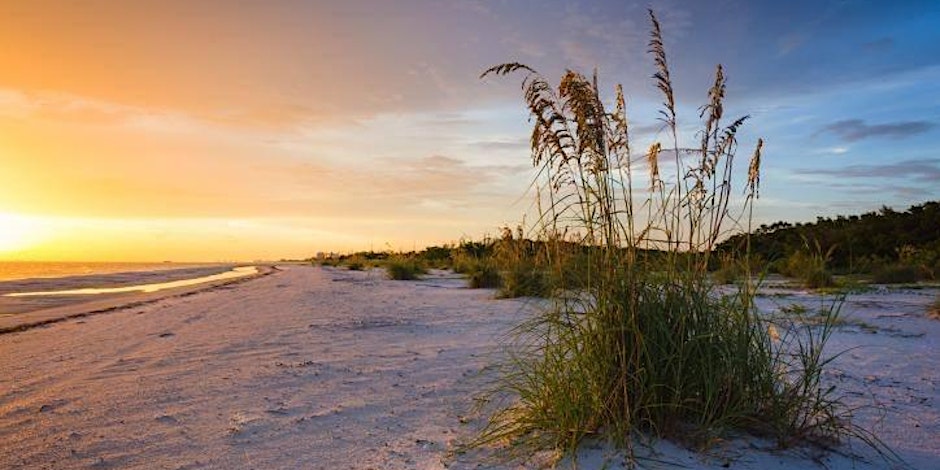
[[0, 262, 254, 317], [0, 261, 226, 282]]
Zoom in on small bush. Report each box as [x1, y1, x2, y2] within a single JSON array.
[[468, 261, 502, 289], [872, 264, 921, 284], [341, 255, 368, 271], [420, 245, 454, 269], [452, 251, 480, 274], [779, 250, 835, 289], [492, 226, 552, 298], [712, 253, 746, 285], [498, 261, 550, 298], [385, 257, 426, 280], [803, 268, 836, 289]]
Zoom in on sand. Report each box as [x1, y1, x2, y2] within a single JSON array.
[[0, 266, 938, 469]]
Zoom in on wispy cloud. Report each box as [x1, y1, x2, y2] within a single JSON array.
[[861, 37, 894, 53], [794, 158, 940, 183], [811, 146, 850, 156], [777, 31, 810, 56], [468, 138, 529, 152], [817, 119, 934, 142]]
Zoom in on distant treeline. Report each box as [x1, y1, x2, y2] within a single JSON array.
[[313, 201, 939, 286], [718, 201, 940, 277]]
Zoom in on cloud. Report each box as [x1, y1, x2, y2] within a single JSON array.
[[817, 119, 934, 142], [777, 32, 810, 56], [794, 158, 940, 183], [861, 37, 894, 53], [811, 146, 849, 156], [262, 154, 531, 218], [556, 2, 649, 71], [419, 112, 481, 129], [468, 138, 529, 152], [632, 121, 669, 138]]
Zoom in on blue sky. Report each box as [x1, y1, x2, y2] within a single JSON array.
[[0, 0, 938, 260]]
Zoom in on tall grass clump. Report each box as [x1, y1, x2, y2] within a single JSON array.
[[468, 261, 502, 289], [452, 239, 504, 289], [494, 226, 553, 298], [473, 9, 867, 463], [776, 239, 835, 288], [712, 252, 745, 285], [872, 264, 921, 284], [385, 255, 427, 280]]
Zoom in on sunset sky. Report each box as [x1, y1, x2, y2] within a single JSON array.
[[1, 0, 938, 261]]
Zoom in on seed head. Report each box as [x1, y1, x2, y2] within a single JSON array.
[[747, 138, 763, 197]]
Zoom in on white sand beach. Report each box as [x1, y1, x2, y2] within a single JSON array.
[[1, 265, 938, 469]]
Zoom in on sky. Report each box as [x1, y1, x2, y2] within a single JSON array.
[[0, 0, 938, 261]]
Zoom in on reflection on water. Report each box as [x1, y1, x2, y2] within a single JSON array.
[[4, 266, 258, 297], [0, 261, 228, 282]]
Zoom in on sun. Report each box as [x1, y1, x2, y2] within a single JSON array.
[[0, 213, 44, 254]]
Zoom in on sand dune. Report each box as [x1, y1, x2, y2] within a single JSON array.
[[1, 266, 937, 469]]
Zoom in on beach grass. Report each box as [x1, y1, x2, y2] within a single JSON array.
[[471, 9, 882, 465], [385, 255, 427, 280], [467, 260, 502, 289], [872, 264, 922, 284], [774, 240, 836, 289]]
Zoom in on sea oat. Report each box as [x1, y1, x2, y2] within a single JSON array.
[[748, 138, 763, 197], [647, 142, 662, 190]]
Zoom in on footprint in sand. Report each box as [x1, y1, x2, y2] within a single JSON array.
[[155, 414, 179, 425]]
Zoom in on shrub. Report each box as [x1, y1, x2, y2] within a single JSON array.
[[420, 245, 454, 269], [472, 9, 875, 465], [802, 268, 835, 289], [452, 251, 480, 274], [341, 255, 367, 271], [497, 260, 549, 297], [779, 250, 835, 289], [468, 261, 502, 289], [385, 256, 426, 280], [873, 264, 921, 284], [713, 253, 745, 285], [493, 226, 552, 298]]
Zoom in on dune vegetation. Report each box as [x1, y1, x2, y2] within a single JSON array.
[[455, 9, 888, 464], [303, 10, 930, 463], [720, 201, 940, 284]]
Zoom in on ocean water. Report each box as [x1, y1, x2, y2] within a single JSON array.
[[0, 261, 221, 282], [0, 262, 252, 316], [7, 266, 258, 297]]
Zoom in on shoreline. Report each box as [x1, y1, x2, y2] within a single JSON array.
[[0, 265, 277, 334], [0, 261, 241, 283], [0, 264, 241, 293]]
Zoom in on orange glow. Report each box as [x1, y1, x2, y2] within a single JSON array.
[[0, 3, 529, 261], [0, 213, 46, 253]]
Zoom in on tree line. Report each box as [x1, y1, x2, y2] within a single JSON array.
[[719, 200, 940, 278]]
